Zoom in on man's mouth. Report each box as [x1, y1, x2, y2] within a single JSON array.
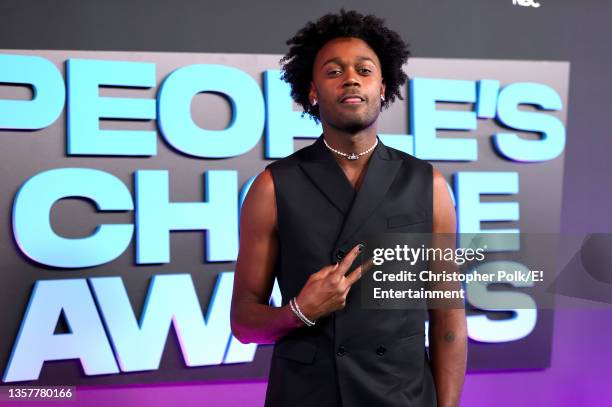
[[339, 94, 365, 104]]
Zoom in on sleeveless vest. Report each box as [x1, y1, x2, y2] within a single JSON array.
[[264, 135, 437, 407]]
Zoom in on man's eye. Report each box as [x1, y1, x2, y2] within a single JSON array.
[[327, 70, 341, 75], [359, 68, 372, 74]]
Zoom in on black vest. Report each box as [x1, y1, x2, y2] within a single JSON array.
[[264, 135, 437, 407]]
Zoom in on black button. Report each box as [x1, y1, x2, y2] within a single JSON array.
[[376, 346, 386, 356], [336, 345, 346, 357], [335, 249, 346, 261]]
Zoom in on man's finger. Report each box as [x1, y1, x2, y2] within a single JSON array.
[[345, 256, 374, 286], [324, 262, 339, 275], [334, 243, 365, 275]]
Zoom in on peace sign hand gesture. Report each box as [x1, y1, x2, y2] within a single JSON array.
[[294, 243, 374, 323]]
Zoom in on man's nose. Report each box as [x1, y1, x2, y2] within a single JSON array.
[[343, 70, 361, 87]]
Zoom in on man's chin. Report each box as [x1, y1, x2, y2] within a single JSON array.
[[342, 122, 369, 134], [330, 117, 372, 133], [338, 118, 376, 134], [322, 111, 378, 134]]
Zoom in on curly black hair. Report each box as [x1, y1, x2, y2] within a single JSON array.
[[280, 9, 411, 122]]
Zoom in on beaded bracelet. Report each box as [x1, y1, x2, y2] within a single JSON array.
[[289, 297, 316, 327]]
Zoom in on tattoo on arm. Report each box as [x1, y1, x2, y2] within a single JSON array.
[[444, 331, 455, 343]]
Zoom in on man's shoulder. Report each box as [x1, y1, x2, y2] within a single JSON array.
[[384, 144, 433, 173], [264, 141, 314, 172]]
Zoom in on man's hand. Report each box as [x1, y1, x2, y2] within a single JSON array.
[[295, 243, 373, 322]]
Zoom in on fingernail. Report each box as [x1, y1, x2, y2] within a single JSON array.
[[358, 243, 366, 252]]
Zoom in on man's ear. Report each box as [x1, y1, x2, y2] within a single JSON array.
[[381, 81, 386, 100], [308, 81, 317, 105]]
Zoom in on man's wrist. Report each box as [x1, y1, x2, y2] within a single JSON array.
[[289, 297, 316, 326], [285, 303, 306, 327], [294, 294, 319, 322]]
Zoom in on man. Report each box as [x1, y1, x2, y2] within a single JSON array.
[[231, 9, 467, 407]]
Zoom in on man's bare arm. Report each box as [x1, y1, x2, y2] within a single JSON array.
[[428, 168, 468, 407], [230, 169, 303, 344]]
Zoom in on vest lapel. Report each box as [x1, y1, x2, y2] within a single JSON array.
[[334, 138, 402, 248], [298, 135, 403, 249], [298, 135, 355, 215]]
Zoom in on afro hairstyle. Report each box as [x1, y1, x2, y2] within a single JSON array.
[[280, 9, 411, 122]]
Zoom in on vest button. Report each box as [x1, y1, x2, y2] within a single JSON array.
[[335, 249, 346, 261], [376, 346, 386, 356], [336, 345, 346, 357]]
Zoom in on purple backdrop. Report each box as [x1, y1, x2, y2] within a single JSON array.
[[6, 309, 611, 406]]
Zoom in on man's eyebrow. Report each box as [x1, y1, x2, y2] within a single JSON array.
[[355, 56, 376, 64], [320, 57, 342, 68], [320, 56, 377, 68]]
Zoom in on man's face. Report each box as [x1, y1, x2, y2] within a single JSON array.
[[310, 37, 385, 134]]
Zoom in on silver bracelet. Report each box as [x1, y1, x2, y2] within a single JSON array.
[[289, 297, 316, 327]]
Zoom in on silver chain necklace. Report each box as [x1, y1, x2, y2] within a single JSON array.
[[323, 137, 379, 160]]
